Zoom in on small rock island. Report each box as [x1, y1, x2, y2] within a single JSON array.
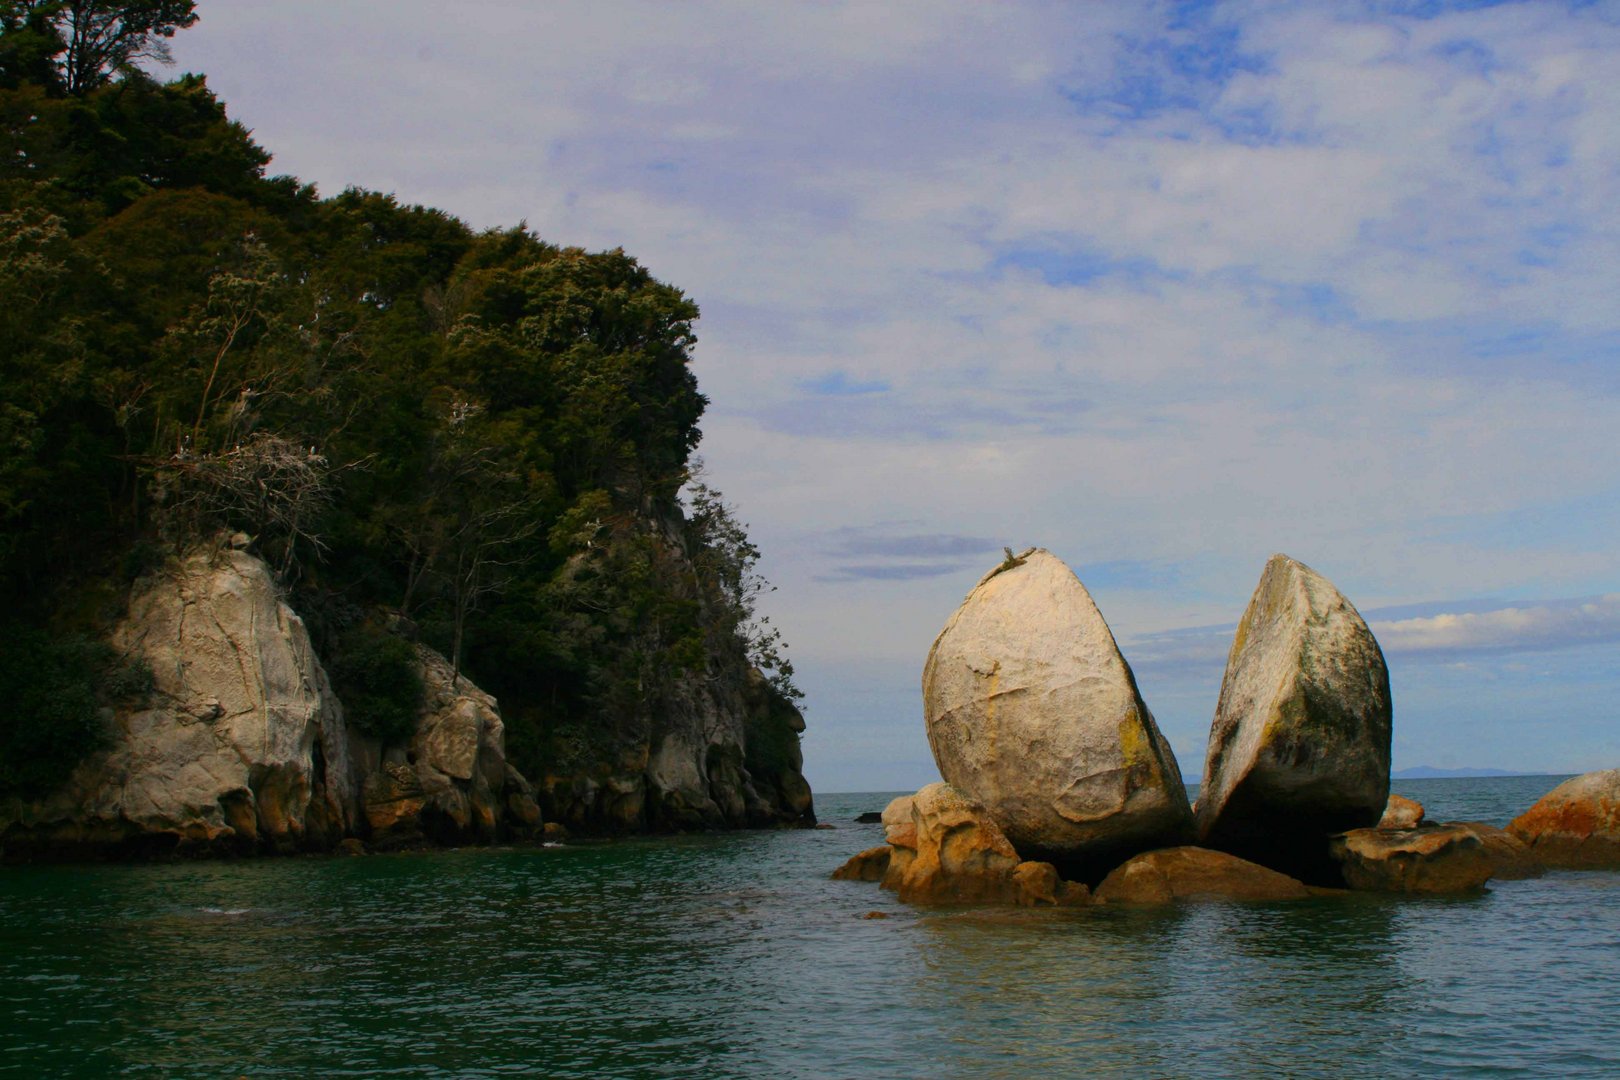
[[837, 547, 1620, 907]]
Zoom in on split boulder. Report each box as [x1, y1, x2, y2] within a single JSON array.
[[1196, 554, 1392, 883], [924, 548, 1192, 876]]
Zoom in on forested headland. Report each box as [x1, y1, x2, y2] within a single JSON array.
[[0, 1, 810, 843]]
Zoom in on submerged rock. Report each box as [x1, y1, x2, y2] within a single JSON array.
[[1329, 825, 1493, 893], [1379, 794, 1425, 830], [1508, 770, 1620, 868], [923, 548, 1192, 877], [1196, 554, 1392, 883], [1094, 846, 1311, 905], [0, 547, 359, 858], [874, 783, 1087, 906]]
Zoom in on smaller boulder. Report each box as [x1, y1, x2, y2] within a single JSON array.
[[1094, 847, 1311, 905], [1379, 794, 1425, 830], [878, 783, 1085, 906], [832, 846, 891, 882], [1507, 770, 1620, 869], [854, 811, 883, 823], [1329, 825, 1493, 893], [1455, 821, 1543, 880]]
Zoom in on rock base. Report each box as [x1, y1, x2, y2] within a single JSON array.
[[1329, 824, 1493, 893], [1095, 847, 1312, 904]]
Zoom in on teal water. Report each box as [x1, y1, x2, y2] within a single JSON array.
[[4, 775, 1619, 1077]]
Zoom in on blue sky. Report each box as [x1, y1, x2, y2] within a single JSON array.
[[171, 1, 1620, 791]]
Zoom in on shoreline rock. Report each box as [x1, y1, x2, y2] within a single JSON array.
[[0, 547, 358, 859], [1507, 769, 1620, 869]]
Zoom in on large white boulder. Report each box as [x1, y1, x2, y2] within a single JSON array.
[[923, 548, 1192, 874]]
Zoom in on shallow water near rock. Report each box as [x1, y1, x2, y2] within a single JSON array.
[[4, 775, 1619, 1077]]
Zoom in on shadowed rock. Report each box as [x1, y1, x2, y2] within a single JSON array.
[[1196, 554, 1392, 884], [832, 846, 890, 882], [1455, 821, 1543, 880], [924, 548, 1192, 879], [1508, 770, 1620, 868], [1329, 825, 1493, 893], [1094, 846, 1311, 905], [0, 546, 358, 858]]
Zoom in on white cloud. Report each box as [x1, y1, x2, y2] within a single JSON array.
[[168, 1, 1620, 786], [1372, 595, 1620, 656]]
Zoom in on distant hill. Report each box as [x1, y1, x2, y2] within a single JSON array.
[[1393, 766, 1550, 779]]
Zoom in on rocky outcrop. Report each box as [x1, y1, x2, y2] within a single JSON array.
[[535, 516, 815, 835], [866, 783, 1089, 906], [355, 645, 540, 848], [923, 548, 1191, 878], [1329, 825, 1493, 893], [0, 546, 358, 858], [1379, 794, 1424, 830], [1196, 555, 1392, 883], [1455, 821, 1543, 880], [1094, 846, 1312, 905], [1508, 770, 1620, 868]]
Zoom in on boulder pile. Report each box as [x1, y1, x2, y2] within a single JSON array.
[[831, 548, 1610, 908]]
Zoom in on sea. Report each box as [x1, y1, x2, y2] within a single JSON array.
[[3, 774, 1618, 1078]]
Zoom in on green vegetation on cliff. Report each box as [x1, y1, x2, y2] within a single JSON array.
[[0, 3, 802, 810]]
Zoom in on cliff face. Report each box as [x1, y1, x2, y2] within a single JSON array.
[[356, 644, 542, 848], [535, 509, 815, 833], [1, 532, 810, 860], [0, 544, 359, 857]]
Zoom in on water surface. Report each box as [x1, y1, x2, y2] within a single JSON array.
[[4, 775, 1617, 1077]]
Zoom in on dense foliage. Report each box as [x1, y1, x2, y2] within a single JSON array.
[[0, 8, 797, 789]]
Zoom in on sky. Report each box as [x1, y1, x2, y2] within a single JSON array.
[[168, 1, 1620, 792]]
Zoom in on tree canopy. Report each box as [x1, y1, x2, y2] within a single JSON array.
[[0, 12, 799, 799]]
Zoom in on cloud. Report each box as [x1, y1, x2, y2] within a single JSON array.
[[169, 2, 1620, 786], [816, 563, 974, 583], [828, 530, 997, 559], [1370, 595, 1620, 657], [1127, 594, 1620, 675]]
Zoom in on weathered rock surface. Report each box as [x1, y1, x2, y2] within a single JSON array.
[[923, 548, 1192, 877], [1094, 846, 1312, 905], [832, 846, 891, 882], [1507, 770, 1620, 869], [1379, 794, 1425, 830], [1329, 825, 1493, 893], [0, 547, 359, 858], [355, 645, 538, 847], [1196, 554, 1392, 883], [1455, 821, 1543, 880], [872, 783, 1088, 906]]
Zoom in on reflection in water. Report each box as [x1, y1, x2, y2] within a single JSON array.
[[3, 781, 1620, 1078]]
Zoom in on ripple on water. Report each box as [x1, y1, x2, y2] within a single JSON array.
[[3, 780, 1619, 1077]]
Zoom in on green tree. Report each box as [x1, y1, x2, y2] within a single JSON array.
[[0, 0, 197, 95]]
